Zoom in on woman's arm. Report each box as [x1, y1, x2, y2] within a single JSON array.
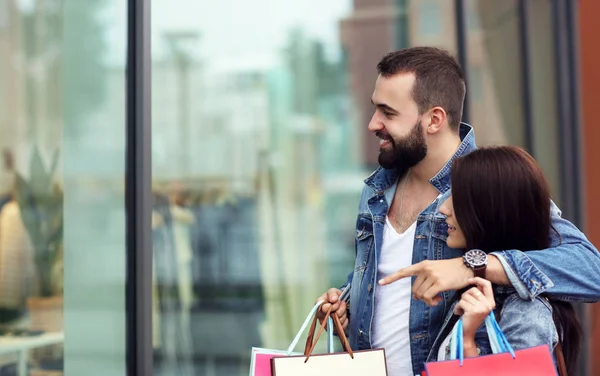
[[495, 294, 558, 351]]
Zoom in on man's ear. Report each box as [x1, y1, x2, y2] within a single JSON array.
[[426, 106, 448, 134]]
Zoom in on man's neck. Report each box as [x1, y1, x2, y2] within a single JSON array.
[[410, 134, 462, 185]]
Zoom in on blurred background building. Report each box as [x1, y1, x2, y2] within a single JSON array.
[[0, 0, 599, 375]]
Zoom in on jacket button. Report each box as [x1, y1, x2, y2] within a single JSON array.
[[368, 283, 372, 292], [358, 329, 364, 336]]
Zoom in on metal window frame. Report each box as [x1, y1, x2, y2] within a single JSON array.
[[125, 0, 153, 375], [553, 0, 582, 224], [518, 0, 535, 154], [552, 1, 588, 375], [454, 0, 469, 124]]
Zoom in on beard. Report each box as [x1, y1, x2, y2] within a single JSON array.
[[377, 118, 428, 170]]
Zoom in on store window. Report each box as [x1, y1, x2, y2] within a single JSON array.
[[0, 1, 128, 375], [150, 1, 455, 376], [466, 2, 480, 31], [151, 2, 359, 373], [466, 0, 561, 199], [408, 0, 456, 51], [465, 0, 524, 147], [526, 0, 560, 202], [468, 66, 484, 101], [0, 1, 65, 374], [417, 1, 442, 36]]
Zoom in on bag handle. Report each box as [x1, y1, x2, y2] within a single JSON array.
[[303, 303, 354, 362], [555, 340, 568, 376], [453, 311, 568, 376], [454, 311, 515, 365], [286, 300, 325, 355], [285, 300, 345, 356]]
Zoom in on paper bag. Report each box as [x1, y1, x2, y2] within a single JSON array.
[[270, 301, 387, 376]]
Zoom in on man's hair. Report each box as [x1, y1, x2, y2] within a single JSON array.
[[377, 47, 466, 130]]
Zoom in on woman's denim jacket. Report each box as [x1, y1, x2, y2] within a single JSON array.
[[427, 290, 558, 364], [344, 123, 600, 376]]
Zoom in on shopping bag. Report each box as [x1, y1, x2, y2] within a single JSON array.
[[423, 311, 558, 376], [270, 302, 387, 376], [249, 301, 336, 376], [250, 348, 296, 376]]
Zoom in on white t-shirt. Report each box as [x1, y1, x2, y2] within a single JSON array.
[[372, 216, 416, 376]]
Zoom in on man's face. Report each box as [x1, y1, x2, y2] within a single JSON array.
[[368, 73, 428, 170]]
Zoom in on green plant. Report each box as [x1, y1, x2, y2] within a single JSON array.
[[13, 147, 63, 298]]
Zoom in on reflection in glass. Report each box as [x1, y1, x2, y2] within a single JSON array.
[[467, 0, 524, 146], [0, 1, 65, 374], [63, 0, 128, 373], [1, 0, 128, 375], [467, 0, 560, 197], [152, 1, 359, 374]]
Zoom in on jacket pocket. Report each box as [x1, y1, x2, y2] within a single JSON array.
[[430, 214, 449, 241], [355, 214, 374, 272]]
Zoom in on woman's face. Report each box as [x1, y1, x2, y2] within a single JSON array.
[[439, 195, 467, 249]]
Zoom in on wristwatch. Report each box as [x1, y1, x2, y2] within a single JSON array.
[[463, 249, 488, 278]]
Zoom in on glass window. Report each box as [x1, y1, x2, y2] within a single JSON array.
[[527, 0, 560, 202], [0, 0, 7, 29], [152, 2, 359, 373], [63, 0, 128, 373], [408, 0, 456, 52], [465, 0, 561, 200], [0, 1, 128, 375], [465, 0, 525, 147], [468, 65, 484, 101], [466, 2, 481, 31], [417, 1, 442, 36], [151, 1, 456, 376]]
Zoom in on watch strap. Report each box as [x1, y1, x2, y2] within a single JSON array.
[[473, 266, 486, 279]]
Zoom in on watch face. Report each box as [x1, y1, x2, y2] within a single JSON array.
[[465, 249, 487, 267]]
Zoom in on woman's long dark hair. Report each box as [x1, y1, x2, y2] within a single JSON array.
[[451, 146, 581, 375]]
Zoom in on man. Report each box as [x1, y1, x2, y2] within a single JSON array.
[[316, 47, 600, 375]]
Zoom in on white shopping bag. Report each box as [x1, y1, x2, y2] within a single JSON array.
[[271, 348, 387, 376], [270, 301, 388, 376], [249, 301, 334, 376]]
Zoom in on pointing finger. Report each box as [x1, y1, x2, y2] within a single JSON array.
[[379, 263, 424, 285]]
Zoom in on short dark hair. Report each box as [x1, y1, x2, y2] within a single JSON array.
[[450, 146, 581, 375], [377, 47, 466, 130]]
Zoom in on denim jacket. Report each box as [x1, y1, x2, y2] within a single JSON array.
[[428, 289, 558, 363], [344, 123, 600, 375]]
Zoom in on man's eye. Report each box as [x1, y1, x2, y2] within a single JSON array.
[[383, 111, 393, 118]]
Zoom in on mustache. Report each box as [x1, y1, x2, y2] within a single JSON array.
[[376, 131, 392, 141]]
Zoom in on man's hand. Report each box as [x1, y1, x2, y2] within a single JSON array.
[[316, 288, 348, 331], [378, 258, 474, 306]]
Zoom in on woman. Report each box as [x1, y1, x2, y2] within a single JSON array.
[[436, 146, 581, 375]]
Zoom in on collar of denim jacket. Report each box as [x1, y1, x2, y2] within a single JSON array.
[[364, 122, 477, 194]]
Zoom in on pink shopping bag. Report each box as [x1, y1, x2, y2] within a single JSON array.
[[250, 348, 298, 376], [249, 301, 337, 376]]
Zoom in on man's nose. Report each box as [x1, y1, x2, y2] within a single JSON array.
[[368, 113, 382, 132]]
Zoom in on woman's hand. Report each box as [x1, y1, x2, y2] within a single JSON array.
[[454, 277, 496, 356]]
